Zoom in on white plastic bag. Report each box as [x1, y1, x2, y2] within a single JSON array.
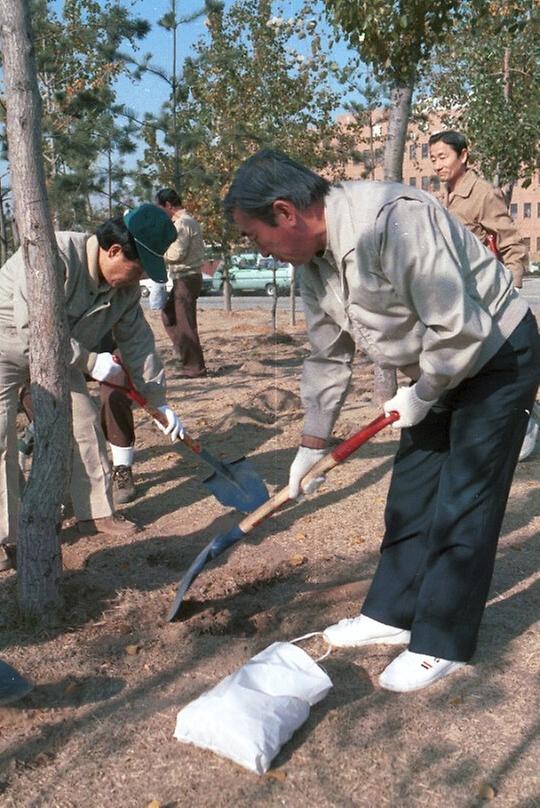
[[173, 638, 333, 774]]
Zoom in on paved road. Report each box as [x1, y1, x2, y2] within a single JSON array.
[[197, 276, 540, 317], [198, 292, 302, 312], [522, 276, 540, 316]]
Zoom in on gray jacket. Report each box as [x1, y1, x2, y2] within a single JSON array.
[[300, 181, 529, 439], [0, 232, 166, 406]]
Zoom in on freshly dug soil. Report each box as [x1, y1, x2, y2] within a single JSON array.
[[0, 303, 538, 808]]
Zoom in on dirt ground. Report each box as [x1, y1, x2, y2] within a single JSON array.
[[0, 302, 538, 808]]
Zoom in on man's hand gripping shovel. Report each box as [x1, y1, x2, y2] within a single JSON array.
[[101, 357, 269, 512], [167, 410, 399, 621]]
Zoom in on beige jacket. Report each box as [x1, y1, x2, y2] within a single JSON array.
[[164, 210, 205, 280], [442, 169, 528, 287], [299, 181, 529, 439], [0, 232, 166, 406]]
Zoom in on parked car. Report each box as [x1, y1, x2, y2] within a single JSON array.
[[139, 278, 171, 298], [200, 272, 214, 295], [212, 255, 294, 295], [140, 273, 214, 298]]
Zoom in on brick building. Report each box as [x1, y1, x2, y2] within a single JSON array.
[[339, 111, 540, 262]]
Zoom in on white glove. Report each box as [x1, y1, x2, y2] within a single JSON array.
[[384, 385, 433, 429], [289, 446, 327, 499], [155, 405, 184, 442], [90, 352, 124, 383]]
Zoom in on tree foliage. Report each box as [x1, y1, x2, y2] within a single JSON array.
[[323, 0, 476, 83], [419, 0, 539, 190], [321, 0, 489, 183], [137, 0, 355, 247], [10, 0, 149, 227]]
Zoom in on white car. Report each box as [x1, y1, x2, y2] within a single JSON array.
[[139, 278, 172, 298], [140, 273, 214, 299]]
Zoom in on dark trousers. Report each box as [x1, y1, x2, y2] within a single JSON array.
[[162, 275, 206, 376], [99, 384, 134, 448], [362, 311, 539, 661]]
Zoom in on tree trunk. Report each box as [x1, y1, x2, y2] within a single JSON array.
[[0, 0, 72, 621], [270, 266, 277, 332], [497, 48, 513, 206], [222, 256, 232, 313], [0, 176, 7, 265], [383, 76, 415, 182], [107, 149, 113, 218], [289, 266, 296, 327], [374, 75, 415, 402], [500, 182, 514, 209]]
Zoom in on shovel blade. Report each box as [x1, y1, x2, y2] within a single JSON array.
[[166, 525, 246, 621], [203, 456, 269, 512], [0, 660, 33, 706]]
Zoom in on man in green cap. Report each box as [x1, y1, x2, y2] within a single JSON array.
[[0, 204, 184, 571]]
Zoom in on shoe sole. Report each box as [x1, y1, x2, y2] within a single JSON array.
[[379, 662, 465, 692], [323, 629, 411, 648], [77, 524, 140, 537], [113, 492, 136, 505]]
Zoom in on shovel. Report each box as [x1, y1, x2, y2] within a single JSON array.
[[102, 359, 269, 512], [0, 659, 33, 706], [167, 411, 399, 621]]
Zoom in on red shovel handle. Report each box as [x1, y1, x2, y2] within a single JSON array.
[[239, 411, 398, 533], [331, 411, 399, 463], [105, 356, 203, 453]]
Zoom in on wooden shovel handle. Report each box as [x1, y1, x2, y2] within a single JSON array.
[[238, 412, 398, 533]]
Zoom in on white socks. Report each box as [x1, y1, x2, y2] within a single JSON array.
[[110, 443, 134, 468]]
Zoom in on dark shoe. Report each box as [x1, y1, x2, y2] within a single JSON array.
[[112, 465, 136, 505], [177, 370, 208, 379], [77, 513, 140, 537], [0, 660, 33, 705], [0, 544, 16, 572]]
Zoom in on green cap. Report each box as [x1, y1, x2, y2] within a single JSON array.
[[123, 203, 176, 282]]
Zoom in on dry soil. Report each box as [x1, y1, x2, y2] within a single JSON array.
[[0, 303, 538, 808]]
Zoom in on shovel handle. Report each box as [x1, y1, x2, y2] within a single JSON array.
[[108, 356, 203, 453], [330, 411, 398, 463], [238, 411, 398, 534]]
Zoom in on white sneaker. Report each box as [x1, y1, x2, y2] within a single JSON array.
[[323, 614, 411, 648], [518, 416, 538, 461], [379, 649, 465, 692]]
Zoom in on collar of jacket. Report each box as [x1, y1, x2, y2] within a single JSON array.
[[85, 234, 108, 290], [319, 185, 357, 269], [450, 168, 479, 199]]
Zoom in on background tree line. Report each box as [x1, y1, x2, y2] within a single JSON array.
[[1, 0, 537, 265]]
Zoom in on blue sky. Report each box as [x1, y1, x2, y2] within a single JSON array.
[[115, 0, 217, 119], [0, 2, 364, 184], [108, 0, 362, 121]]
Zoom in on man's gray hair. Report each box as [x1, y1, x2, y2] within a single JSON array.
[[223, 149, 331, 225]]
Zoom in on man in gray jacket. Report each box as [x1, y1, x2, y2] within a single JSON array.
[[224, 150, 539, 693], [0, 204, 184, 571]]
